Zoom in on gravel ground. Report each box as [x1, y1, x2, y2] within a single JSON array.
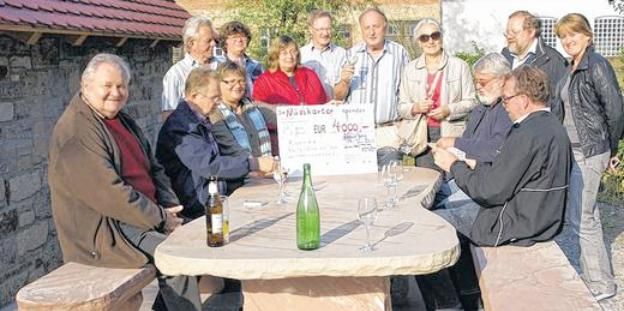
[[555, 202, 624, 311]]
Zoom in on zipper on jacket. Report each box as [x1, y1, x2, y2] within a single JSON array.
[[494, 202, 508, 247]]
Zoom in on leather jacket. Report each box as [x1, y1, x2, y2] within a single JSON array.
[[552, 46, 624, 158]]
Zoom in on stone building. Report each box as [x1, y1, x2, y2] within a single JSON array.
[[0, 0, 189, 308]]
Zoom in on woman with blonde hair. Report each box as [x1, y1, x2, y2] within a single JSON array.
[[553, 12, 623, 302], [398, 18, 476, 171], [252, 35, 327, 154]]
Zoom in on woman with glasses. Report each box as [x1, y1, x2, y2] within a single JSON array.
[[207, 62, 275, 193], [553, 13, 623, 302], [252, 35, 328, 154], [398, 18, 476, 172], [220, 21, 264, 97]]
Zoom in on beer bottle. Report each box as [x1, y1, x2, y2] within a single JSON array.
[[206, 176, 224, 247], [296, 163, 320, 250]]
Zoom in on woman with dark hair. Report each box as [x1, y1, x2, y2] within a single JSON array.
[[554, 12, 624, 302], [252, 35, 328, 154], [220, 21, 264, 96]]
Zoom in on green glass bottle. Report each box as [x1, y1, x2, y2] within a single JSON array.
[[296, 163, 320, 250]]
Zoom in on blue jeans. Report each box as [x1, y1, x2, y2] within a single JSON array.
[[566, 152, 615, 296], [435, 180, 474, 210]]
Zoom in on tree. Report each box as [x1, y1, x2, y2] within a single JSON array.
[[612, 0, 624, 14], [226, 0, 371, 62]]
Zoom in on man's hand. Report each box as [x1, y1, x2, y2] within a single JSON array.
[[256, 156, 275, 174], [427, 106, 450, 121], [436, 137, 456, 149], [432, 147, 458, 173], [608, 156, 621, 174], [339, 64, 355, 83], [411, 100, 433, 115], [163, 205, 184, 234]]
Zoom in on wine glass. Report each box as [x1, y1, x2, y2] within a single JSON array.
[[272, 157, 289, 204], [358, 197, 378, 252], [389, 160, 404, 182], [380, 164, 398, 209]]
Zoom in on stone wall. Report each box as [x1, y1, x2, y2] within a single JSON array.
[[0, 34, 173, 308]]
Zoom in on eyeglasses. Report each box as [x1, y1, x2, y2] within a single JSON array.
[[502, 93, 523, 104], [503, 28, 524, 38], [227, 35, 248, 42], [312, 27, 331, 33], [474, 77, 496, 87], [221, 79, 246, 86], [418, 31, 442, 43]]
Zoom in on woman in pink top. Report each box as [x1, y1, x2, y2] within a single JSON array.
[[252, 35, 328, 154]]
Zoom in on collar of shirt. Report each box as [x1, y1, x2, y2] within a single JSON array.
[[305, 42, 334, 53], [414, 50, 449, 71], [354, 40, 392, 55], [183, 100, 211, 126], [511, 38, 538, 65], [514, 107, 550, 124]]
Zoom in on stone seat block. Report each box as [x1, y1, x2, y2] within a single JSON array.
[[471, 241, 601, 311], [16, 262, 156, 311]]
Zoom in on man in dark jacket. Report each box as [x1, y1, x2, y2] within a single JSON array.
[[156, 67, 273, 220], [49, 54, 202, 310], [433, 66, 571, 247], [502, 10, 568, 109]]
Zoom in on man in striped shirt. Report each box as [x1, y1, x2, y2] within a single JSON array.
[[161, 16, 225, 121], [300, 10, 347, 99], [339, 7, 410, 167]]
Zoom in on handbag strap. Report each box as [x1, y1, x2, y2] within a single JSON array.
[[425, 70, 443, 99]]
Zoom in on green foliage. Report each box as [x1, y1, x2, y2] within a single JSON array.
[[227, 0, 370, 64], [453, 41, 486, 67], [599, 48, 624, 205]]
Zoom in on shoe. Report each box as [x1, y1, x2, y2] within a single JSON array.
[[594, 291, 616, 301]]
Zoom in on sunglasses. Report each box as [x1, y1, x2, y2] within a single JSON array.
[[418, 31, 442, 43]]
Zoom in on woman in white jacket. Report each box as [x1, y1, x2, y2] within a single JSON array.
[[398, 18, 476, 171]]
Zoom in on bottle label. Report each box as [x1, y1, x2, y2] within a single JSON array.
[[211, 214, 223, 233]]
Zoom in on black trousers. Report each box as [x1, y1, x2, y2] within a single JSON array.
[[119, 223, 202, 311]]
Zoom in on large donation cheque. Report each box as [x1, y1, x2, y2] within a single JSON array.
[[276, 105, 378, 176]]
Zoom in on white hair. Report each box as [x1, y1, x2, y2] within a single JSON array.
[[81, 53, 131, 84], [473, 53, 511, 77], [413, 18, 443, 38], [182, 15, 213, 53]]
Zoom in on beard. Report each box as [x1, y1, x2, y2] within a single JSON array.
[[478, 94, 498, 106]]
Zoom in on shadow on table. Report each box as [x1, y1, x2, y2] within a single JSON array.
[[321, 220, 361, 248], [229, 212, 294, 243], [372, 222, 414, 249]]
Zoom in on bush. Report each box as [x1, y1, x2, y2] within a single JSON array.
[[599, 47, 624, 205], [454, 41, 485, 67]]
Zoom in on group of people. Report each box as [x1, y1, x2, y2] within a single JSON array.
[[46, 5, 623, 311]]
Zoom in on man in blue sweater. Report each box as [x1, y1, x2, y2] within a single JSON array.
[[434, 53, 513, 209]]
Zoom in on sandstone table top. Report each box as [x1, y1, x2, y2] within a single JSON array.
[[155, 167, 460, 279]]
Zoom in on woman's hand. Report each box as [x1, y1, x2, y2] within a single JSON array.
[[427, 106, 450, 121], [608, 156, 621, 173], [411, 100, 433, 115]]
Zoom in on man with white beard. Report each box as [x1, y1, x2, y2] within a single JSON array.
[[434, 53, 513, 208]]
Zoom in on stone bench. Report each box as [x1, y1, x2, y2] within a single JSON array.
[[471, 241, 602, 311], [16, 262, 156, 311]]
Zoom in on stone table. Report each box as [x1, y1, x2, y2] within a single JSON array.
[[155, 167, 459, 310]]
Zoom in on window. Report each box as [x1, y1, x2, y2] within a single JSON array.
[[594, 16, 624, 57], [537, 17, 557, 48]]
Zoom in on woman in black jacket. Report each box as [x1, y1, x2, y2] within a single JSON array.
[[554, 13, 624, 302]]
